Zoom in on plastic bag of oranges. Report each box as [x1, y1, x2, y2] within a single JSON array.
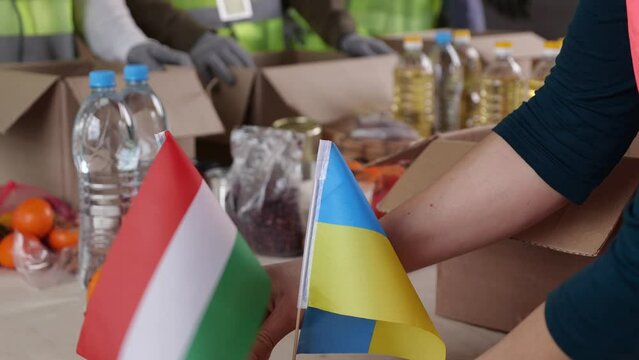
[[0, 181, 78, 289]]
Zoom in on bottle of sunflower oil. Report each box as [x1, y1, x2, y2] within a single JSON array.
[[528, 39, 562, 99], [453, 29, 482, 128], [477, 41, 526, 125], [392, 35, 436, 137]]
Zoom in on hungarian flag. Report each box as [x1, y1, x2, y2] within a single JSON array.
[[77, 132, 271, 360]]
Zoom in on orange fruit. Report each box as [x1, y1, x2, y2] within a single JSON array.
[[49, 228, 79, 251], [12, 198, 54, 238], [0, 233, 15, 268], [86, 267, 103, 302]]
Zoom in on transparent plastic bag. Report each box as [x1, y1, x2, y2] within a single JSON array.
[[226, 126, 306, 256], [0, 181, 77, 289], [13, 232, 76, 289]]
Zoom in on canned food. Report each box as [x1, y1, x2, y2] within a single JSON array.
[[272, 117, 322, 179]]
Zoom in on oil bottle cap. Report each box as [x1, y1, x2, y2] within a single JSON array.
[[403, 35, 423, 50], [544, 40, 561, 49], [495, 41, 513, 49], [453, 29, 471, 41]]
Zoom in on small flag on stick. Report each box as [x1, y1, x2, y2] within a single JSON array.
[[295, 140, 445, 360], [77, 132, 271, 360]]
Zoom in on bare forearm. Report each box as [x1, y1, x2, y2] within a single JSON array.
[[381, 133, 568, 271]]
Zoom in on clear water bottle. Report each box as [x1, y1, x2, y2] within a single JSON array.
[[72, 70, 140, 287], [478, 41, 527, 125], [392, 35, 436, 138], [528, 39, 562, 99], [430, 30, 464, 132], [453, 29, 482, 128], [121, 64, 167, 181]]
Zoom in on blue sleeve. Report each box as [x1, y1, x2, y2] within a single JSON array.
[[545, 191, 639, 359], [494, 0, 639, 204]]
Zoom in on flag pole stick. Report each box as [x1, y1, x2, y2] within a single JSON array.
[[291, 307, 302, 360]]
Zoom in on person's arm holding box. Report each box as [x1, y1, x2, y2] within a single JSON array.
[[84, 0, 192, 69], [288, 0, 394, 56], [250, 0, 639, 358]]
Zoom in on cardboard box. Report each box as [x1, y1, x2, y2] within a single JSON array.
[[199, 52, 398, 165], [383, 30, 546, 76], [0, 61, 223, 204], [378, 127, 639, 332]]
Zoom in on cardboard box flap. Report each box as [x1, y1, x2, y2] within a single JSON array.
[[65, 67, 224, 138], [517, 158, 639, 255], [261, 55, 396, 123], [378, 140, 476, 212], [471, 32, 546, 62], [0, 69, 59, 134], [209, 67, 256, 131], [148, 67, 223, 138], [379, 139, 639, 256]]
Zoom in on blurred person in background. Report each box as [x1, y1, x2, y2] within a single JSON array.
[[83, 0, 193, 69], [348, 0, 486, 37], [126, 0, 394, 85], [1, 0, 76, 62]]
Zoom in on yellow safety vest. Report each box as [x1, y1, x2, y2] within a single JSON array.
[[169, 0, 330, 52], [0, 0, 75, 62], [347, 0, 443, 37]]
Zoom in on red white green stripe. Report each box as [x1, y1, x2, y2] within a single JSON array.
[[77, 133, 271, 360]]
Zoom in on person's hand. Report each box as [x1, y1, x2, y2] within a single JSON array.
[[339, 33, 395, 57], [126, 41, 193, 71], [250, 259, 302, 360], [189, 32, 255, 86]]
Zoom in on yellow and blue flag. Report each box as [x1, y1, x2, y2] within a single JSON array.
[[296, 140, 445, 360]]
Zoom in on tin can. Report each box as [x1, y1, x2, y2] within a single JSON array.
[[272, 117, 322, 180]]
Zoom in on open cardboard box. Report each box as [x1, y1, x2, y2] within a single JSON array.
[[0, 60, 223, 204], [377, 127, 639, 332], [383, 30, 546, 76], [199, 51, 397, 164]]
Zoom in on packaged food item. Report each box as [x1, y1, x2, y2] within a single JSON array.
[[393, 35, 436, 137], [272, 116, 322, 180], [0, 181, 77, 288], [478, 41, 527, 125], [226, 126, 306, 256]]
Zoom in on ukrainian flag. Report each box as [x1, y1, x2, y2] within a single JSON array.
[[296, 141, 445, 360]]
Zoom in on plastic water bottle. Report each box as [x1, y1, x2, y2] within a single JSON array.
[[453, 29, 482, 128], [121, 64, 167, 180], [392, 35, 436, 138], [528, 39, 562, 99], [72, 70, 140, 287], [478, 41, 526, 125], [430, 30, 464, 132]]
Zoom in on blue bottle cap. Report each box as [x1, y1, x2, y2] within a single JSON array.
[[435, 31, 453, 45], [89, 70, 116, 88], [124, 64, 149, 82]]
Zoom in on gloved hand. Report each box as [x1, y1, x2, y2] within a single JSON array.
[[190, 32, 255, 86], [339, 33, 395, 57], [126, 41, 193, 71]]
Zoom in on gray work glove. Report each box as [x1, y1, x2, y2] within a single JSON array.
[[126, 41, 193, 71], [190, 32, 255, 86], [339, 33, 395, 57]]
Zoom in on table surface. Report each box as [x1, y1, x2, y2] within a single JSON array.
[[0, 260, 503, 360]]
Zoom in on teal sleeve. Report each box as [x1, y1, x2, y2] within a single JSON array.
[[494, 0, 639, 204]]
